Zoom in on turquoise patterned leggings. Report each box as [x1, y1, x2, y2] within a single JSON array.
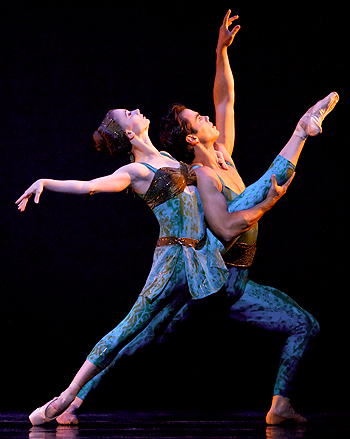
[[77, 154, 318, 400]]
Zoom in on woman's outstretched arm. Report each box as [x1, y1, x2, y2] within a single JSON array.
[[15, 163, 149, 212]]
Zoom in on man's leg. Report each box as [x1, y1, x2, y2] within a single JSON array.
[[229, 279, 320, 424]]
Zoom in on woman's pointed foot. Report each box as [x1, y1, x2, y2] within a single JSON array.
[[29, 384, 80, 426], [294, 91, 339, 139], [29, 394, 74, 426], [266, 395, 307, 425]]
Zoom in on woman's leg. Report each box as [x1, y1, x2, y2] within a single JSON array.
[[227, 92, 339, 214], [57, 285, 192, 424], [30, 260, 189, 425], [226, 154, 295, 214]]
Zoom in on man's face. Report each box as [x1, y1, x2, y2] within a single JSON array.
[[180, 108, 220, 144]]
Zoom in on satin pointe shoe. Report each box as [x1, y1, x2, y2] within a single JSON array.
[[294, 91, 339, 139], [29, 392, 75, 426], [29, 397, 60, 426], [266, 395, 307, 425]]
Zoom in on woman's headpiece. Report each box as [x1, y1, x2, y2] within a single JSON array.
[[97, 113, 132, 156]]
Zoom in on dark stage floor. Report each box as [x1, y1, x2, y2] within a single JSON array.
[[0, 411, 349, 439]]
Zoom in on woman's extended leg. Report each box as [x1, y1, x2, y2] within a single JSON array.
[[227, 92, 339, 213], [30, 261, 189, 426]]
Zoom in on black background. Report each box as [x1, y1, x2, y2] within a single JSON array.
[[1, 1, 348, 413]]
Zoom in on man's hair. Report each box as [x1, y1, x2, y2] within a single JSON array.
[[159, 103, 196, 164]]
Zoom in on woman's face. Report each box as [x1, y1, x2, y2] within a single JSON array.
[[109, 108, 150, 136]]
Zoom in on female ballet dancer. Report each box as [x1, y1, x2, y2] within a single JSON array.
[[17, 105, 294, 426]]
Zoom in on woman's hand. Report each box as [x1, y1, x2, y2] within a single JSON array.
[[217, 9, 240, 50], [16, 179, 44, 212]]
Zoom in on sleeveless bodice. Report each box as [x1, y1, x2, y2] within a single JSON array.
[[141, 162, 197, 210], [137, 154, 228, 302]]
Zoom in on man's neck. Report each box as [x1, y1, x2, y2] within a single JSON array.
[[192, 142, 221, 170]]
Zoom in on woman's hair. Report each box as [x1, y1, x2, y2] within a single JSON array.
[[93, 112, 132, 157], [159, 103, 196, 164]]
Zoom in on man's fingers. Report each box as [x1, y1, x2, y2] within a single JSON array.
[[223, 9, 231, 26], [231, 24, 241, 37], [228, 15, 239, 24]]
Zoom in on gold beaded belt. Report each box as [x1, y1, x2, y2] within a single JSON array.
[[224, 241, 257, 268], [157, 233, 206, 250]]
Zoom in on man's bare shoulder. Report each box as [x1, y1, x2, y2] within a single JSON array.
[[194, 165, 221, 190]]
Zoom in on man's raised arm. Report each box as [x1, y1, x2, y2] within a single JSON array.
[[213, 10, 240, 157]]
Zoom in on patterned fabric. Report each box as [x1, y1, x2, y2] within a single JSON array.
[[160, 154, 319, 397], [84, 153, 228, 373], [86, 260, 190, 371], [137, 156, 227, 302], [78, 153, 317, 400], [229, 280, 320, 396]]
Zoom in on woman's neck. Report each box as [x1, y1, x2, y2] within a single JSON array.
[[132, 132, 163, 163]]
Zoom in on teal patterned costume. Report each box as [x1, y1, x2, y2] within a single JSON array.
[[219, 155, 319, 396], [85, 153, 228, 372], [158, 154, 320, 397], [78, 154, 319, 401]]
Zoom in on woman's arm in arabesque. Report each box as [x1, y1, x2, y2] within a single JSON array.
[[16, 163, 149, 212]]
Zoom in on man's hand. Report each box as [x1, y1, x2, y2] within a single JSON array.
[[265, 173, 295, 208], [217, 9, 240, 50], [214, 149, 229, 170]]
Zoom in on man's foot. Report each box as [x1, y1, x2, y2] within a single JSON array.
[[266, 395, 307, 425], [294, 91, 339, 139], [57, 397, 83, 425]]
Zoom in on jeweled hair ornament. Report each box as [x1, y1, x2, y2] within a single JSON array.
[[97, 113, 132, 157]]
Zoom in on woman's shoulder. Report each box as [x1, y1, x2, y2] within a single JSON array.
[[114, 161, 153, 178]]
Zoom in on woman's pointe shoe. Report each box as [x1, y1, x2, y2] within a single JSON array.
[[266, 395, 307, 425], [294, 91, 339, 139], [29, 393, 75, 426]]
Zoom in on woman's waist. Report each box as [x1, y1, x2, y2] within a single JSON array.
[[157, 223, 206, 240]]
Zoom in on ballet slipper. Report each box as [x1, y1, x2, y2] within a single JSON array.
[[266, 395, 307, 425], [29, 385, 79, 426], [294, 91, 339, 139], [29, 397, 59, 426]]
